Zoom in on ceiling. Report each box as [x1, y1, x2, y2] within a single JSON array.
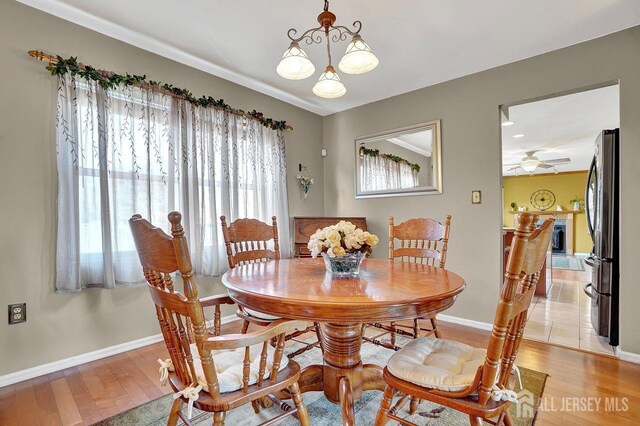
[[19, 0, 640, 116], [502, 85, 619, 176]]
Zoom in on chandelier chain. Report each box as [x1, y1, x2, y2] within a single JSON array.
[[326, 31, 332, 66]]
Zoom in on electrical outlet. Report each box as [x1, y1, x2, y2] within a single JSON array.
[[8, 303, 26, 324], [471, 190, 482, 204]]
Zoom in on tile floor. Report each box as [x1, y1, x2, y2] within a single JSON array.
[[524, 257, 616, 356]]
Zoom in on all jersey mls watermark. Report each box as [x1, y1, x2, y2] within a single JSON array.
[[515, 390, 630, 418]]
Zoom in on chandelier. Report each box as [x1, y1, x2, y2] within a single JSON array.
[[276, 0, 379, 99]]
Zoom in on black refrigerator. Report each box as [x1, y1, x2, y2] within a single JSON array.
[[584, 129, 619, 346]]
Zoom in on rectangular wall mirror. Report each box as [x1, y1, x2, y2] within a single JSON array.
[[355, 120, 442, 199]]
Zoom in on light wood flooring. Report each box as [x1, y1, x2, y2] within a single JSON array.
[[1, 320, 639, 425]]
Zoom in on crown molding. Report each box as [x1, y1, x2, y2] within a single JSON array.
[[17, 0, 329, 116]]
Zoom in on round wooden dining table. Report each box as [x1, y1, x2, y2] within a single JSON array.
[[222, 257, 465, 425]]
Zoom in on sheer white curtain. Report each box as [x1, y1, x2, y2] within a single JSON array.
[[360, 154, 419, 191], [55, 75, 289, 292]]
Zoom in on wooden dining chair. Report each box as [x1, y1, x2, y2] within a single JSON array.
[[129, 212, 310, 426], [374, 213, 554, 426], [363, 215, 452, 351], [220, 216, 322, 359]]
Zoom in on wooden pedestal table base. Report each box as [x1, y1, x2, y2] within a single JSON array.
[[222, 258, 466, 425], [321, 322, 385, 413], [276, 322, 385, 425]]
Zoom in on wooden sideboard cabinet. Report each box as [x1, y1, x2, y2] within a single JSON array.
[[293, 217, 368, 257]]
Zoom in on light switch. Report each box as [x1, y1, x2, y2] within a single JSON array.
[[471, 190, 481, 204]]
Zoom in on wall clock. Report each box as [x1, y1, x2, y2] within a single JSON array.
[[530, 189, 556, 211]]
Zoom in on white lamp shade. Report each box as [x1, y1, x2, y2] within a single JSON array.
[[312, 66, 346, 98], [276, 42, 315, 80], [521, 159, 539, 172], [338, 35, 379, 75]]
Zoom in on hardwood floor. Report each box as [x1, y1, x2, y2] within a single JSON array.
[[1, 320, 639, 425]]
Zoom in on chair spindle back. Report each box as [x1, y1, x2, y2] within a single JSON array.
[[389, 215, 452, 267], [129, 212, 222, 397], [477, 213, 554, 405], [220, 216, 280, 268], [130, 211, 305, 424]]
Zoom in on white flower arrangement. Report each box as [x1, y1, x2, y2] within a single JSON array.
[[307, 221, 379, 258], [297, 167, 314, 198], [297, 175, 314, 189]]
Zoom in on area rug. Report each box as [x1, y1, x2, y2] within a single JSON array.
[[551, 255, 585, 271], [95, 336, 547, 425]]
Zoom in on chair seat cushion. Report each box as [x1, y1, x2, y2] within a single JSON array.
[[190, 342, 289, 394], [244, 307, 281, 321], [387, 337, 486, 392]]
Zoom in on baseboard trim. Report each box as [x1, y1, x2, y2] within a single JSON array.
[[5, 312, 634, 387], [617, 349, 640, 364], [0, 314, 238, 388], [439, 315, 640, 364], [437, 314, 494, 331]]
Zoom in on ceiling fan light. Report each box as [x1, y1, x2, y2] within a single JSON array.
[[276, 42, 315, 80], [338, 34, 379, 75], [521, 159, 539, 172], [312, 66, 346, 98]]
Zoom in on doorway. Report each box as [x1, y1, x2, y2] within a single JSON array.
[[500, 84, 619, 355]]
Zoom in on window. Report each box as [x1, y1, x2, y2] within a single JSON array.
[[55, 77, 289, 292]]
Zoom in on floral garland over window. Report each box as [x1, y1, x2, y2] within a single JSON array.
[[359, 147, 421, 172], [48, 57, 291, 292], [45, 56, 289, 131]]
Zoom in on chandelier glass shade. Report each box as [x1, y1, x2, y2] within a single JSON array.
[[313, 65, 346, 98], [277, 0, 378, 98], [338, 34, 379, 75], [276, 42, 316, 80]]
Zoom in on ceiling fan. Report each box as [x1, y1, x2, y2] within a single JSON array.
[[504, 150, 571, 174]]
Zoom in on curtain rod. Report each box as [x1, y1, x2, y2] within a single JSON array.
[[27, 50, 294, 131]]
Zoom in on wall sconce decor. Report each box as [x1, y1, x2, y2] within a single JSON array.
[[297, 164, 314, 198]]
